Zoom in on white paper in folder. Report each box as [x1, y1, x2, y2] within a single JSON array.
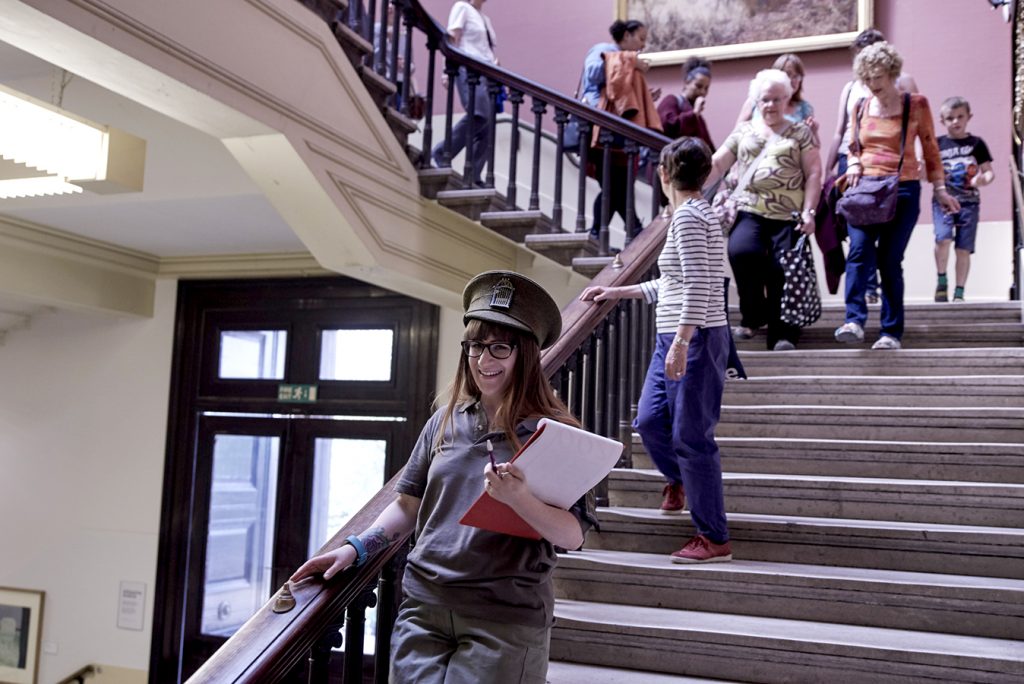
[[512, 418, 623, 508]]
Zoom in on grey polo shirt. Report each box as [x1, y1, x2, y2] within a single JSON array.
[[396, 401, 597, 627]]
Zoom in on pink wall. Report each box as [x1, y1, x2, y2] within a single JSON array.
[[418, 0, 1011, 220]]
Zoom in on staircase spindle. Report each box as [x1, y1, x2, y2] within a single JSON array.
[[343, 585, 378, 683], [464, 69, 480, 185], [486, 80, 501, 188], [400, 2, 413, 114], [575, 121, 592, 233], [649, 147, 661, 226], [528, 98, 547, 211], [606, 315, 620, 439], [387, 0, 401, 84], [624, 140, 638, 245], [616, 303, 633, 467], [421, 36, 438, 167], [368, 0, 381, 73], [441, 59, 457, 168], [506, 90, 524, 207], [598, 129, 614, 255], [552, 108, 568, 229], [307, 621, 343, 684], [593, 323, 606, 437]]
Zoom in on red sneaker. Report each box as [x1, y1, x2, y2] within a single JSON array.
[[659, 482, 685, 514], [670, 535, 732, 564]]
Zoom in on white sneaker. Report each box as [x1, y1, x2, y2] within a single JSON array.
[[871, 335, 902, 350], [834, 322, 865, 343]]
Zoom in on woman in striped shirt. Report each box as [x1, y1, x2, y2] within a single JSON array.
[[579, 137, 732, 564]]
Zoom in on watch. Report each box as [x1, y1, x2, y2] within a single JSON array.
[[672, 337, 689, 348], [345, 535, 368, 568]]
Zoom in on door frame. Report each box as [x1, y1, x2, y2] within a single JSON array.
[[150, 276, 437, 683]]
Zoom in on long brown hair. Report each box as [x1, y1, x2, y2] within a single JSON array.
[[772, 53, 806, 103], [434, 320, 579, 454]]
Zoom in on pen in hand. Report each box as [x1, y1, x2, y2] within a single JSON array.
[[487, 439, 497, 472]]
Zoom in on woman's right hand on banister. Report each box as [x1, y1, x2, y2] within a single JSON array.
[[291, 544, 358, 582]]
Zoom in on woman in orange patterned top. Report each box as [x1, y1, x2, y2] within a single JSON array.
[[704, 69, 822, 352], [833, 42, 960, 351]]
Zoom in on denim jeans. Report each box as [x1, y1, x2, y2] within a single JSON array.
[[838, 154, 879, 293], [633, 327, 730, 543], [844, 181, 921, 340], [432, 67, 493, 185]]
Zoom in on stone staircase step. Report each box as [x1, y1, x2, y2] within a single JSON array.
[[737, 347, 1024, 377], [384, 105, 418, 141], [571, 255, 616, 278], [723, 374, 1024, 407], [417, 167, 459, 199], [551, 600, 1024, 683], [435, 187, 504, 220], [731, 301, 1023, 327], [547, 660, 729, 684], [608, 469, 1024, 527], [479, 210, 551, 243], [356, 64, 398, 108], [523, 232, 599, 266], [555, 549, 1024, 640], [717, 405, 1024, 443], [331, 20, 372, 66], [631, 437, 1024, 483], [587, 507, 1024, 578], [734, 322, 1024, 350]]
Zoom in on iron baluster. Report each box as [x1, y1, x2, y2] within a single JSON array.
[[388, 0, 401, 85], [369, 0, 381, 74], [307, 620, 344, 684], [649, 146, 661, 224], [598, 128, 614, 255], [464, 69, 480, 185], [486, 80, 501, 188], [506, 90, 524, 207], [617, 302, 633, 468], [529, 98, 547, 211], [400, 2, 414, 115], [441, 59, 458, 168], [575, 121, 592, 232], [343, 584, 378, 683], [553, 108, 568, 229], [624, 140, 638, 245], [421, 34, 438, 166]]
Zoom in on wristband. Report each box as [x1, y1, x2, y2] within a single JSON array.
[[803, 208, 816, 217], [345, 534, 368, 568], [935, 185, 947, 192], [672, 337, 689, 348]]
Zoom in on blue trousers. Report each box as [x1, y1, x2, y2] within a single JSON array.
[[432, 68, 493, 185], [838, 154, 879, 293], [844, 181, 921, 340], [633, 326, 730, 543]]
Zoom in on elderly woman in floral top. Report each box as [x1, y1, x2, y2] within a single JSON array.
[[705, 68, 823, 352]]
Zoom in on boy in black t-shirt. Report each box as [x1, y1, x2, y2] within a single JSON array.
[[933, 96, 995, 302]]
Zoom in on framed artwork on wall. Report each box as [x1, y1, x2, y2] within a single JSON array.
[[616, 0, 874, 65], [0, 588, 44, 684]]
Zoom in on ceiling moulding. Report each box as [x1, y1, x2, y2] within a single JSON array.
[[157, 252, 330, 278], [0, 82, 146, 199]]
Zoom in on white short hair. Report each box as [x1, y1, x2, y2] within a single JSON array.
[[749, 68, 793, 102]]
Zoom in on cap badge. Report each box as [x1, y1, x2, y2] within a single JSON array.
[[489, 277, 514, 309]]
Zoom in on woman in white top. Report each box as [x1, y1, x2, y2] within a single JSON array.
[[431, 0, 498, 186]]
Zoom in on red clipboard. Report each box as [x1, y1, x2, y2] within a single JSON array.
[[458, 423, 548, 539], [458, 420, 622, 539]]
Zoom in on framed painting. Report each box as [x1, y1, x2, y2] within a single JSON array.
[[0, 588, 44, 684], [616, 0, 874, 65]]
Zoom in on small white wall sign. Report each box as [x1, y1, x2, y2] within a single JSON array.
[[117, 580, 146, 631]]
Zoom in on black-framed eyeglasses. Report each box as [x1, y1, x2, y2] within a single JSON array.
[[461, 340, 516, 359]]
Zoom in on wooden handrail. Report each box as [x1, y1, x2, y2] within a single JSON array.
[[56, 664, 99, 684]]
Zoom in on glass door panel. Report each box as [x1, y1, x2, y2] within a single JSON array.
[[308, 438, 387, 556], [199, 433, 280, 637]]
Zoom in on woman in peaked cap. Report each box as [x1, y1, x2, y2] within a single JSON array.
[[293, 271, 596, 683]]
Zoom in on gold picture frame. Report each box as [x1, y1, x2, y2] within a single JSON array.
[[616, 0, 874, 66], [0, 587, 44, 684]]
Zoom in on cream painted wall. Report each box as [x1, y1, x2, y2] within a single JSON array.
[[0, 278, 176, 682]]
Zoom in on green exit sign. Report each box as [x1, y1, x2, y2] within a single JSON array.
[[278, 384, 318, 403]]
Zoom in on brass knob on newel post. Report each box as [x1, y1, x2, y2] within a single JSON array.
[[272, 582, 296, 614]]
